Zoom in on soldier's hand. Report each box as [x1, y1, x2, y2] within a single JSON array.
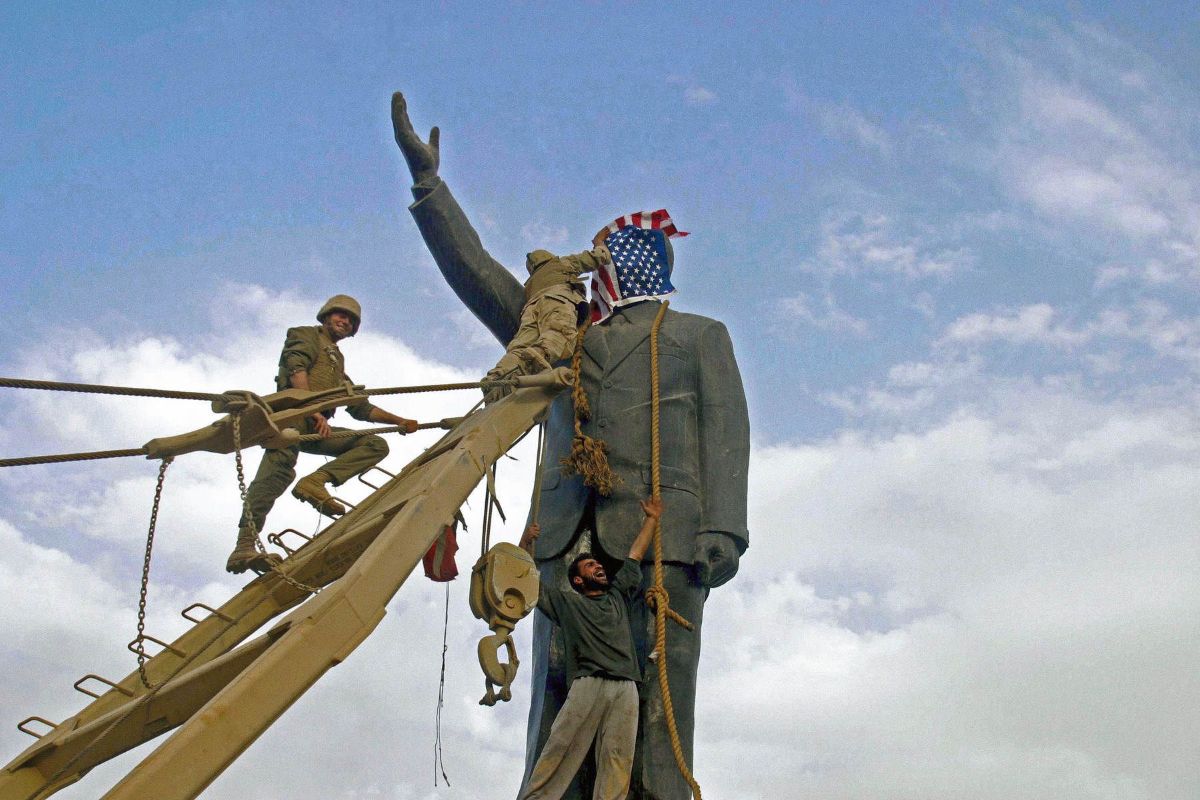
[[693, 531, 741, 588], [592, 225, 611, 248], [310, 413, 332, 439], [402, 418, 419, 434], [391, 91, 439, 184]]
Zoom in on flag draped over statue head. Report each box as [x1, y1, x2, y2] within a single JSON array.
[[590, 209, 688, 323]]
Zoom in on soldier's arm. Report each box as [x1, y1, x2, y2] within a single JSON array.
[[278, 328, 332, 437], [560, 246, 610, 277], [392, 92, 524, 344]]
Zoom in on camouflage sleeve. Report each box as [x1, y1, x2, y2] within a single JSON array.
[[279, 327, 317, 380], [341, 370, 378, 422], [560, 246, 609, 277]]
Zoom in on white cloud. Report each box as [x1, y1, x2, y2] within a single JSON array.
[[939, 303, 1092, 348], [518, 221, 569, 248], [818, 103, 892, 156], [684, 86, 718, 106], [808, 211, 974, 280], [779, 292, 870, 336], [982, 23, 1200, 284]]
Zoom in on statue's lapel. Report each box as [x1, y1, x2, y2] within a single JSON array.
[[582, 324, 610, 370], [600, 301, 659, 374]]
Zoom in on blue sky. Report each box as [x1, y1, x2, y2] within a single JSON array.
[[2, 4, 1199, 800]]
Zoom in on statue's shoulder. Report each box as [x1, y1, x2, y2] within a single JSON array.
[[664, 307, 729, 336]]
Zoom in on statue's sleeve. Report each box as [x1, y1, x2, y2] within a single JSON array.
[[408, 178, 525, 345], [696, 320, 751, 548]]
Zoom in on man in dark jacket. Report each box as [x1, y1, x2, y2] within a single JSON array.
[[392, 93, 750, 800], [226, 295, 418, 574]]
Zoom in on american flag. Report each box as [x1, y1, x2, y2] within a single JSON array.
[[590, 210, 689, 323]]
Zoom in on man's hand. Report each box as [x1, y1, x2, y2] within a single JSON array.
[[640, 496, 663, 520], [693, 532, 742, 588], [391, 92, 439, 184], [519, 523, 540, 556], [592, 225, 611, 248], [310, 413, 332, 439], [402, 418, 419, 434]]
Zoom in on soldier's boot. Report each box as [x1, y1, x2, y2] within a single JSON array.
[[291, 471, 347, 518], [225, 527, 283, 575]]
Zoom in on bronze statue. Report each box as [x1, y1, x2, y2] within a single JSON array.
[[392, 92, 750, 799]]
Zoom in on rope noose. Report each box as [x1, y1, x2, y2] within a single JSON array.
[[645, 300, 703, 800]]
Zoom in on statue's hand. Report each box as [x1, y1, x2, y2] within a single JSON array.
[[391, 91, 440, 184], [693, 532, 742, 588]]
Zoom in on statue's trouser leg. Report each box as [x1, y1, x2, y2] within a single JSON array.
[[238, 444, 300, 532], [632, 563, 704, 800], [300, 428, 389, 486], [519, 678, 637, 800]]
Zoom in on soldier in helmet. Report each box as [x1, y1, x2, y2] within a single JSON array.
[[226, 294, 420, 574], [481, 244, 610, 403]]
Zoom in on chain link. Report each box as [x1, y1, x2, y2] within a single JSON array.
[[134, 457, 173, 689], [232, 414, 321, 595]]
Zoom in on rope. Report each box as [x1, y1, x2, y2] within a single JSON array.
[[0, 376, 485, 401], [295, 419, 452, 442], [559, 318, 618, 495], [134, 457, 173, 689], [528, 424, 546, 526], [361, 380, 488, 397], [0, 376, 224, 401], [433, 582, 452, 787], [644, 300, 703, 800], [0, 447, 147, 468], [232, 414, 321, 596]]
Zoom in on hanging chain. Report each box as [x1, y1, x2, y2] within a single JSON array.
[[232, 414, 321, 595], [134, 456, 173, 689]]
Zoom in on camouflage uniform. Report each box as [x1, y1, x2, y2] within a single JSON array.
[[484, 247, 609, 392], [238, 324, 387, 534]]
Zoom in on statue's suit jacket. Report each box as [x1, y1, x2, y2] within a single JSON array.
[[409, 178, 750, 565]]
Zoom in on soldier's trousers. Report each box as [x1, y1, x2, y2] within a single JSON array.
[[489, 295, 579, 381], [237, 423, 388, 533], [523, 550, 704, 800], [519, 677, 638, 800]]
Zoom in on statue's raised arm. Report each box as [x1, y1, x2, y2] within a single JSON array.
[[391, 91, 524, 344]]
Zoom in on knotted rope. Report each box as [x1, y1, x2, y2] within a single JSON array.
[[644, 300, 703, 800], [559, 318, 619, 495]]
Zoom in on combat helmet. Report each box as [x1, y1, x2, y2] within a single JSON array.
[[317, 294, 362, 336]]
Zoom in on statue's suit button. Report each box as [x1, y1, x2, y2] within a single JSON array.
[[602, 380, 613, 389], [598, 419, 608, 428]]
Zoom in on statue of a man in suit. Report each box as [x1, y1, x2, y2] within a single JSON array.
[[391, 92, 750, 800]]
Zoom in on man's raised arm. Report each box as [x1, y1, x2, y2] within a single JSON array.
[[391, 92, 524, 344]]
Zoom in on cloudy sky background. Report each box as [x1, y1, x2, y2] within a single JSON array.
[[2, 3, 1199, 799]]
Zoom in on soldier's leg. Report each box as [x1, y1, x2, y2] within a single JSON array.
[[292, 429, 388, 517], [486, 309, 543, 401], [529, 297, 582, 366], [633, 563, 705, 800], [592, 680, 639, 800], [229, 445, 297, 573], [306, 430, 389, 486], [238, 445, 299, 533]]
